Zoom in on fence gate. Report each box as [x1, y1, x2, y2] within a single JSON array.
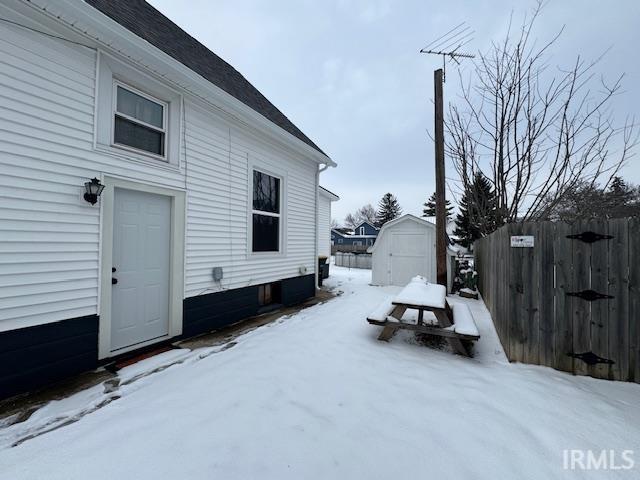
[[475, 218, 639, 383]]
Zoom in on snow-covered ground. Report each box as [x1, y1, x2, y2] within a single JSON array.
[[1, 266, 639, 479]]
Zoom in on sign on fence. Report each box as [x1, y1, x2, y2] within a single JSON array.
[[476, 218, 640, 384], [510, 235, 534, 248]]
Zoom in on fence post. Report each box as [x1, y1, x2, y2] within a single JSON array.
[[607, 218, 629, 381], [538, 221, 556, 368], [629, 217, 640, 382]]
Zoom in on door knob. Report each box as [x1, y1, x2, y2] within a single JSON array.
[[112, 278, 118, 285]]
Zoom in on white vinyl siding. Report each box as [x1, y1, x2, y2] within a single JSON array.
[[317, 194, 332, 258], [184, 101, 317, 297], [0, 13, 319, 332]]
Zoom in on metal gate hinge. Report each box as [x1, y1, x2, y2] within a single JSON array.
[[568, 351, 615, 366], [566, 231, 614, 243], [566, 290, 613, 301]]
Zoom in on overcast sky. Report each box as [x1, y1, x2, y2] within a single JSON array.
[[149, 0, 640, 223]]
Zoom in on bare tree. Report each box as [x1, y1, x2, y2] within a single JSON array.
[[344, 213, 358, 230], [344, 204, 377, 228], [446, 2, 637, 226]]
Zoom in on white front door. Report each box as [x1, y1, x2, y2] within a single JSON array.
[[390, 232, 432, 285], [111, 188, 171, 352]]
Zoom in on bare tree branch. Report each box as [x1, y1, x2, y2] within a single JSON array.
[[445, 1, 637, 226]]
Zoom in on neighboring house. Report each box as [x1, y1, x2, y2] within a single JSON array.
[[0, 0, 335, 399], [331, 221, 380, 249], [353, 221, 379, 237], [369, 215, 456, 290], [317, 187, 339, 258]]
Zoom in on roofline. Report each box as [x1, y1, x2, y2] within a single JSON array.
[[319, 186, 339, 201], [354, 220, 379, 231], [331, 230, 376, 240], [367, 214, 434, 253], [25, 0, 335, 167]]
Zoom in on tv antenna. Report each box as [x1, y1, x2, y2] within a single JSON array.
[[420, 23, 475, 287], [420, 22, 475, 82]]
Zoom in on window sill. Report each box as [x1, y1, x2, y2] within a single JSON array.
[[247, 250, 286, 259], [95, 143, 181, 172]]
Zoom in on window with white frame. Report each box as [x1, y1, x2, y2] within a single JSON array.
[[113, 83, 167, 157], [252, 170, 281, 252], [359, 226, 365, 235]]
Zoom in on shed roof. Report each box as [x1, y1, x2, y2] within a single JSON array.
[[368, 214, 437, 253], [85, 0, 327, 157]]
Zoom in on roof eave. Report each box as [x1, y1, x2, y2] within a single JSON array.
[[28, 0, 334, 166], [319, 186, 340, 201]]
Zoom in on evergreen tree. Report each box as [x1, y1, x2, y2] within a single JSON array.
[[375, 193, 402, 227], [422, 192, 454, 219], [453, 173, 497, 248], [541, 176, 640, 220], [606, 176, 637, 217]]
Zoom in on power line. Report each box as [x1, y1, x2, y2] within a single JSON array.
[[0, 16, 95, 50]]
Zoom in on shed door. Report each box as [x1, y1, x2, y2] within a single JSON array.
[[390, 233, 432, 285], [111, 188, 171, 352]]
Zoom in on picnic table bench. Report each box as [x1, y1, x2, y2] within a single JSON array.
[[367, 276, 480, 357]]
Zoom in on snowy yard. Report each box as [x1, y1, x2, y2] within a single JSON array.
[[1, 265, 639, 479]]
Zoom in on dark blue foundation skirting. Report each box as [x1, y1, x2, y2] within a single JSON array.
[[0, 274, 316, 400], [0, 315, 99, 400], [183, 274, 316, 338]]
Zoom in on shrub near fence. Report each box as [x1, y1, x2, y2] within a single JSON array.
[[475, 218, 640, 383], [334, 252, 372, 269]]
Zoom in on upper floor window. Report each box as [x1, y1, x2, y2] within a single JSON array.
[[252, 170, 281, 252], [359, 226, 365, 235], [113, 83, 167, 157]]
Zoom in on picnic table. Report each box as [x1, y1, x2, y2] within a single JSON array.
[[367, 276, 480, 356]]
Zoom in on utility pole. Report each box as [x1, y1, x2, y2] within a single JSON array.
[[420, 23, 475, 288], [434, 68, 447, 287]]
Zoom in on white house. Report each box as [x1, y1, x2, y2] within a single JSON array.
[[0, 0, 335, 399], [369, 215, 455, 289], [317, 187, 339, 258]]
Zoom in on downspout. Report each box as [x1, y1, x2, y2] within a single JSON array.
[[314, 163, 330, 292]]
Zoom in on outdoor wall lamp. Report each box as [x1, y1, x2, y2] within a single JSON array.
[[83, 177, 105, 205]]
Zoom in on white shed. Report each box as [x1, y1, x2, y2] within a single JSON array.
[[369, 214, 454, 289]]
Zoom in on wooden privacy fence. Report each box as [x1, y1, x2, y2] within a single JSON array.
[[475, 218, 640, 383]]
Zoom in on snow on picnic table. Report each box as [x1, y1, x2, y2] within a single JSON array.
[[392, 276, 446, 308], [1, 266, 639, 480]]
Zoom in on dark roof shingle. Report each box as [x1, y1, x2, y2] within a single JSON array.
[[85, 0, 326, 156]]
